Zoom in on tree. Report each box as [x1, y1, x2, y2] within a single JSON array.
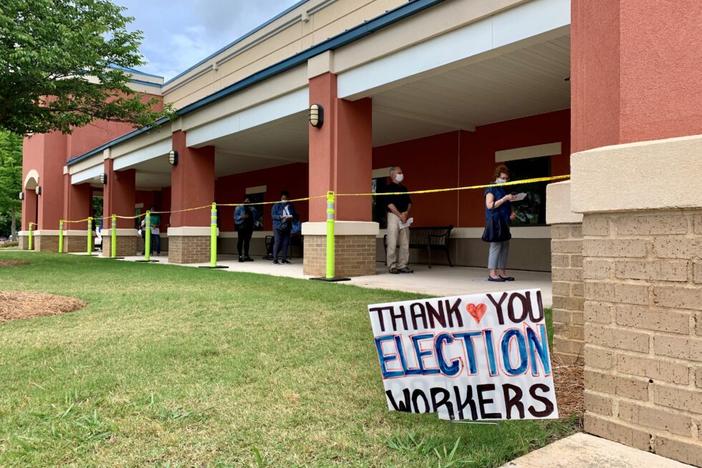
[[0, 130, 22, 239], [0, 0, 165, 135]]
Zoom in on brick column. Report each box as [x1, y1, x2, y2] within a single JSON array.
[[102, 159, 138, 256], [63, 174, 93, 252], [571, 0, 702, 463], [546, 181, 584, 365], [304, 71, 378, 277], [168, 131, 215, 264]]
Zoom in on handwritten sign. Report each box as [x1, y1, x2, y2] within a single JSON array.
[[368, 289, 558, 421]]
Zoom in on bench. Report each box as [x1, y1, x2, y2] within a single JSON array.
[[384, 225, 454, 268]]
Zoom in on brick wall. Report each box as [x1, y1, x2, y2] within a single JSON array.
[[102, 236, 138, 257], [551, 223, 585, 364], [169, 236, 210, 264], [304, 235, 376, 277], [582, 209, 702, 466], [18, 235, 28, 250], [65, 234, 89, 253], [34, 235, 59, 252]]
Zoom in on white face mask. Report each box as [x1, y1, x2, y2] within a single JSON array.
[[496, 177, 507, 184], [394, 173, 404, 183]]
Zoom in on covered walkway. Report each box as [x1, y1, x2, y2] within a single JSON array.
[[105, 254, 553, 306]]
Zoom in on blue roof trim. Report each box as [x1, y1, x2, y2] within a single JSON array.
[[108, 64, 164, 80], [67, 0, 443, 167], [128, 78, 163, 88], [163, 0, 311, 86]]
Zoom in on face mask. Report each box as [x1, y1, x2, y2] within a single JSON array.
[[496, 178, 507, 184], [281, 199, 287, 204], [394, 173, 404, 183]]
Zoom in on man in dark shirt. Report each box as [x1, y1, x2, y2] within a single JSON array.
[[383, 166, 413, 273]]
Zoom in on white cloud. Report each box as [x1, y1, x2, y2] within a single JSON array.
[[114, 0, 301, 80]]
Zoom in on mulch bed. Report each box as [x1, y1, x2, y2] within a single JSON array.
[[0, 291, 86, 323], [0, 259, 29, 267], [553, 358, 585, 419]]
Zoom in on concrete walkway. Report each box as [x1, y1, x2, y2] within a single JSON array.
[[110, 254, 553, 306], [502, 433, 692, 468]]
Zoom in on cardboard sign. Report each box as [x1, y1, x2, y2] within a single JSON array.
[[368, 289, 558, 421]]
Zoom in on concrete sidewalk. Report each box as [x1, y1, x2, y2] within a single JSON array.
[[502, 433, 692, 468], [108, 254, 553, 306]]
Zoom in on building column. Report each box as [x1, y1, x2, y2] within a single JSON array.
[[571, 1, 702, 464], [19, 182, 38, 250], [63, 173, 93, 252], [167, 130, 215, 264], [30, 132, 66, 251], [546, 181, 584, 365], [303, 72, 378, 277], [102, 159, 138, 256]]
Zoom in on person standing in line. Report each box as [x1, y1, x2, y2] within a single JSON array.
[[483, 164, 516, 282], [271, 191, 296, 264], [150, 207, 161, 256], [234, 196, 256, 262], [383, 166, 413, 274]]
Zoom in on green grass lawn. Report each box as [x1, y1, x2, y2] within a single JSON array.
[[0, 252, 578, 466]]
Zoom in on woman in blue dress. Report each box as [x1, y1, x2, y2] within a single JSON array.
[[484, 165, 516, 282]]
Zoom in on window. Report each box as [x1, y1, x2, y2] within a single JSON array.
[[245, 188, 266, 230], [504, 156, 550, 226], [372, 176, 390, 229]]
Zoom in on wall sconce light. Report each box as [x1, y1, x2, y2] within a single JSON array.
[[18, 191, 24, 200], [169, 149, 178, 166], [99, 173, 107, 185], [35, 186, 41, 196], [309, 104, 324, 128]]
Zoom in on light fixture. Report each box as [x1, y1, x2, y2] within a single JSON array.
[[309, 104, 324, 128], [35, 186, 41, 196], [169, 149, 178, 166], [18, 191, 24, 200], [99, 173, 107, 185]]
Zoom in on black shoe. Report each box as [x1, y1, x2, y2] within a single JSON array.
[[282, 259, 291, 264], [238, 256, 245, 262], [244, 256, 254, 262], [500, 275, 515, 281], [488, 276, 505, 282], [273, 259, 279, 264], [398, 267, 414, 274], [389, 268, 399, 274]]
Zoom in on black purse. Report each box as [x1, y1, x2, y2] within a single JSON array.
[[482, 210, 511, 243]]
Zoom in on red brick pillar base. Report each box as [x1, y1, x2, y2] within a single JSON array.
[[33, 233, 60, 252], [167, 228, 212, 264], [302, 221, 378, 277], [101, 230, 138, 257], [65, 231, 89, 253]]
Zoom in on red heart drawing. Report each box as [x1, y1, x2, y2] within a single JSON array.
[[466, 303, 488, 323]]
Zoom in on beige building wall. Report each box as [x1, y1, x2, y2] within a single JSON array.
[[162, 0, 408, 109]]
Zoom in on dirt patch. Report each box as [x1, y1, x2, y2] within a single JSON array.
[[0, 259, 29, 267], [553, 358, 584, 419], [0, 291, 85, 323]]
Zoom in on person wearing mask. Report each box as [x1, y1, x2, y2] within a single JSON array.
[[383, 166, 413, 274], [234, 197, 257, 262], [271, 191, 296, 264], [483, 165, 517, 282], [140, 207, 161, 256]]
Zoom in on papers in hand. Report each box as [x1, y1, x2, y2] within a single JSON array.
[[400, 217, 414, 229], [512, 192, 527, 202]]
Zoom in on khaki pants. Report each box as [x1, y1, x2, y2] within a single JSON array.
[[386, 212, 409, 270]]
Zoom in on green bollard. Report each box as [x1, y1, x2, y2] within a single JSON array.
[[144, 211, 151, 262], [198, 203, 228, 269], [86, 217, 93, 255], [27, 223, 33, 251], [111, 214, 117, 258], [310, 191, 349, 282], [326, 191, 335, 280], [58, 220, 64, 253], [210, 203, 217, 267]]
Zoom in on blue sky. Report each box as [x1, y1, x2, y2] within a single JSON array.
[[114, 0, 301, 81]]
